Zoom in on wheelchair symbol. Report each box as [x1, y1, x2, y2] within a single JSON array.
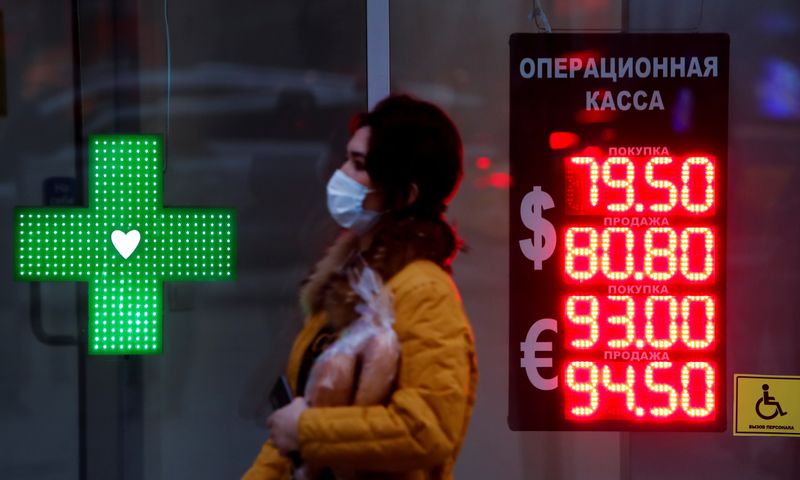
[[755, 384, 788, 420]]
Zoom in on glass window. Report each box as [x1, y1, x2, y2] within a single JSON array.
[[1, 1, 365, 478], [391, 1, 799, 479]]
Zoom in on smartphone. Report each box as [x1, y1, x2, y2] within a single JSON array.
[[268, 375, 303, 467], [269, 374, 293, 411]]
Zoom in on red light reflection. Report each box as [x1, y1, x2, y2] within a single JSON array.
[[473, 172, 512, 190], [550, 132, 581, 150], [575, 109, 618, 124], [476, 156, 492, 170]]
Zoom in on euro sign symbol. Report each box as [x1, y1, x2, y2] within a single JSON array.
[[520, 318, 558, 390], [519, 186, 556, 270]]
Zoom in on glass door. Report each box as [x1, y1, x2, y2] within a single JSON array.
[[1, 1, 366, 478]]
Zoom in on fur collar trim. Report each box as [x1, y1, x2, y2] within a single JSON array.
[[298, 215, 459, 329]]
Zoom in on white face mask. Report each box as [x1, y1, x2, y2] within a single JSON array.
[[326, 170, 382, 233]]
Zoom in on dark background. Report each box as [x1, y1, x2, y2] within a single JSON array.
[[509, 33, 728, 432], [0, 1, 797, 479]]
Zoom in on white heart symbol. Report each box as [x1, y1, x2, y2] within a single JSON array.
[[111, 230, 141, 259]]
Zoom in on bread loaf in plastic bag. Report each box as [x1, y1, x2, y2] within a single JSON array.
[[296, 264, 400, 479], [304, 262, 400, 408]]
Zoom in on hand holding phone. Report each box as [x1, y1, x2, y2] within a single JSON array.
[[268, 375, 303, 467], [269, 375, 293, 411]]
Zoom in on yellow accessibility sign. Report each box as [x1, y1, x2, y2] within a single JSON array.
[[734, 374, 800, 437]]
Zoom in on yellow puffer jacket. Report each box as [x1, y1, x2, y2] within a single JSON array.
[[243, 260, 478, 480]]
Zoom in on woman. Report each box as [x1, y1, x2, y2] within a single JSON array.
[[244, 94, 478, 480]]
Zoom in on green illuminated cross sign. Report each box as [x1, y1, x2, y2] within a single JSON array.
[[13, 134, 236, 355]]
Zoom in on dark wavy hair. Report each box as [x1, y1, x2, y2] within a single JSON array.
[[350, 94, 465, 266], [350, 94, 464, 219]]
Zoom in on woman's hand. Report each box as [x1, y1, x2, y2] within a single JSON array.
[[267, 397, 309, 455]]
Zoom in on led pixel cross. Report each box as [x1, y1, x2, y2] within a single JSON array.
[[13, 134, 236, 355]]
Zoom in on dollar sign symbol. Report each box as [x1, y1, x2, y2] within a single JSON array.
[[519, 186, 556, 270]]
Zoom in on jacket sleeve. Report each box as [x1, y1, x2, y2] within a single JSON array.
[[243, 314, 327, 480], [241, 439, 291, 480], [297, 277, 474, 472]]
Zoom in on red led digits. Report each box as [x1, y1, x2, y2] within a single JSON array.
[[645, 157, 678, 212], [602, 157, 635, 212], [680, 227, 714, 281], [644, 296, 679, 349], [607, 296, 635, 349], [565, 227, 599, 281], [681, 296, 715, 349], [645, 362, 679, 417], [644, 228, 678, 281], [564, 226, 716, 283], [566, 155, 716, 215], [681, 362, 715, 417], [559, 151, 720, 425], [601, 228, 635, 280], [602, 365, 642, 416], [681, 157, 715, 213], [563, 361, 717, 420], [565, 361, 600, 416], [570, 157, 600, 206], [566, 296, 599, 349], [563, 295, 716, 351]]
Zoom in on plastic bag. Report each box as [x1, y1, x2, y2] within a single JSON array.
[[297, 263, 400, 479], [304, 262, 400, 408]]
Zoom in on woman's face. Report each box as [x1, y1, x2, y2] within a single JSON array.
[[341, 126, 383, 211]]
